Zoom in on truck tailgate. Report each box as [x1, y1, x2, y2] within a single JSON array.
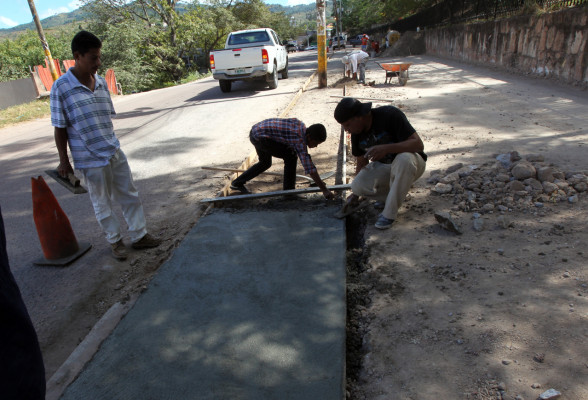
[[213, 47, 264, 72]]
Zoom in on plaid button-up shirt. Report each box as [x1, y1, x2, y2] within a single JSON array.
[[251, 118, 317, 175], [50, 69, 119, 169]]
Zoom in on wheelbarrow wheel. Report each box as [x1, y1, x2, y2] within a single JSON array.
[[398, 69, 409, 86]]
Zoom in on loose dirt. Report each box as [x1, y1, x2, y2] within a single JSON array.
[[326, 55, 588, 400]]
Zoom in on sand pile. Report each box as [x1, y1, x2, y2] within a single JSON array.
[[379, 31, 426, 57]]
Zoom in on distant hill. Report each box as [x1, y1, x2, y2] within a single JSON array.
[[0, 6, 91, 38], [0, 2, 317, 38]]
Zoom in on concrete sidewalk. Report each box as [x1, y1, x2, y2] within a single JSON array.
[[59, 206, 346, 400]]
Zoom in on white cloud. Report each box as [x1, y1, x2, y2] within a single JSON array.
[[68, 0, 83, 10], [0, 16, 19, 28], [40, 6, 70, 19]]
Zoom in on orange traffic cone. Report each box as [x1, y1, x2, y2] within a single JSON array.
[[31, 176, 91, 266]]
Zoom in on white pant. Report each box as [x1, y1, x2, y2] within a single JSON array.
[[345, 60, 366, 82], [351, 152, 426, 220], [81, 149, 147, 244]]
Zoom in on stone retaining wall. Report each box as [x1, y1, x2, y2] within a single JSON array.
[[425, 7, 587, 87]]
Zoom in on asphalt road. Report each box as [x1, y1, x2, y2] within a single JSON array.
[[0, 50, 320, 377]]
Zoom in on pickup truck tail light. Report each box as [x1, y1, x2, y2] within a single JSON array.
[[261, 49, 269, 64], [210, 54, 215, 70]]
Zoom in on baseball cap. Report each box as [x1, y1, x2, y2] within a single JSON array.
[[334, 97, 372, 123]]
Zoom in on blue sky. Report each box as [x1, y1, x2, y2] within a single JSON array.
[[0, 0, 314, 29]]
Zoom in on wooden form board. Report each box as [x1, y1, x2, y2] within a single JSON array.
[[201, 184, 351, 204]]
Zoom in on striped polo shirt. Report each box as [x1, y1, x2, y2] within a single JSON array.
[[50, 69, 120, 169], [251, 118, 317, 175]]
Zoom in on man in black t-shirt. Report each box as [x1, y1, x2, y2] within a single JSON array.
[[334, 97, 427, 229]]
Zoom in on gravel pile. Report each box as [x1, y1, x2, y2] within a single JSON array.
[[427, 151, 587, 212]]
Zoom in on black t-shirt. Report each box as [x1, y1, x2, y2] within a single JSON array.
[[351, 106, 427, 163]]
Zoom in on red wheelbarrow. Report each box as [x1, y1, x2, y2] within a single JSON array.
[[377, 62, 412, 86]]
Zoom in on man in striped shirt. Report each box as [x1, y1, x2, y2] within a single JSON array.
[[51, 31, 160, 260], [230, 119, 334, 199]]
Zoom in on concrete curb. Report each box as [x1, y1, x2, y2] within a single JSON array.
[[46, 294, 139, 400]]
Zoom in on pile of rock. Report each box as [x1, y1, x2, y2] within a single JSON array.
[[427, 152, 587, 212]]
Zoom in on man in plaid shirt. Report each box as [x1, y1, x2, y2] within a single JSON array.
[[231, 118, 334, 199], [51, 31, 160, 260]]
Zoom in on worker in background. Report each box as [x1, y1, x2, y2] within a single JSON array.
[[386, 30, 400, 48], [333, 97, 427, 230], [361, 33, 370, 51], [230, 119, 334, 200], [370, 40, 380, 57], [342, 50, 369, 83], [51, 31, 161, 260]]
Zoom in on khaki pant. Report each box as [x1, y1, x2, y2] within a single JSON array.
[[81, 149, 147, 244], [351, 152, 426, 220]]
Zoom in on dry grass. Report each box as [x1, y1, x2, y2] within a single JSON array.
[[0, 98, 50, 129]]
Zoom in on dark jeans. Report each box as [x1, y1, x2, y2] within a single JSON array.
[[0, 206, 46, 399], [233, 137, 298, 190]]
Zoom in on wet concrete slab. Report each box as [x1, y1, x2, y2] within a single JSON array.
[[60, 206, 346, 400]]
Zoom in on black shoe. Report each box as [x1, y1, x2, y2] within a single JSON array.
[[230, 183, 250, 194]]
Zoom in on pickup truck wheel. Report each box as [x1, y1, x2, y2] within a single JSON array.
[[267, 63, 278, 89], [281, 59, 289, 79], [219, 79, 231, 93]]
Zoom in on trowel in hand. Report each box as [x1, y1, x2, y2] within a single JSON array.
[[44, 169, 87, 194]]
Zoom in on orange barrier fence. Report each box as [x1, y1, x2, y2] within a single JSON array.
[[105, 69, 120, 95], [34, 65, 55, 91], [45, 58, 62, 77], [62, 60, 75, 72], [32, 61, 120, 95]]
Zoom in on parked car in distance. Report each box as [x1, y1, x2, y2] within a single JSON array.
[[329, 35, 346, 49], [349, 35, 363, 47], [304, 45, 318, 51], [285, 40, 298, 53]]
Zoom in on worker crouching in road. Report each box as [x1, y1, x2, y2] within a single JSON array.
[[230, 119, 334, 200], [342, 50, 369, 84], [50, 31, 160, 260], [334, 97, 427, 229]]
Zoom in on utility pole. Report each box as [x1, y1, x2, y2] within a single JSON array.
[[333, 0, 340, 49], [316, 0, 327, 88], [27, 0, 60, 82], [338, 0, 343, 43]]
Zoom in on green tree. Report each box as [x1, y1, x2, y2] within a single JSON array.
[[82, 0, 185, 80], [86, 20, 157, 93], [0, 28, 73, 82], [340, 0, 436, 33], [179, 1, 238, 61]]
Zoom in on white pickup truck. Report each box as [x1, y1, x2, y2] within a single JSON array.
[[209, 28, 288, 93]]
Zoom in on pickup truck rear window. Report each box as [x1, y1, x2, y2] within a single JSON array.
[[228, 31, 271, 45]]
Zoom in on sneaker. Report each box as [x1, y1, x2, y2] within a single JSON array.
[[230, 182, 250, 194], [111, 239, 128, 260], [373, 201, 385, 210], [375, 215, 394, 230], [132, 233, 161, 250]]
